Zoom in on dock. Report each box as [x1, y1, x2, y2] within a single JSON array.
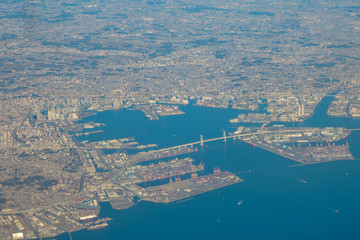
[[142, 170, 243, 203]]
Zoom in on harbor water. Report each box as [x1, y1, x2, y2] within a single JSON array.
[[55, 97, 360, 240]]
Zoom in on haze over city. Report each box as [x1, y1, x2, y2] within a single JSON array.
[[1, 0, 360, 239]]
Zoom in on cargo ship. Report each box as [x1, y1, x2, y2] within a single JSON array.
[[87, 222, 108, 230]]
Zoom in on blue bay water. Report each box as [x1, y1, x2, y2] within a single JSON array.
[[56, 99, 360, 240]]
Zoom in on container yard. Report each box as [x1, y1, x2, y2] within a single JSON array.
[[141, 169, 243, 203], [128, 158, 204, 182]]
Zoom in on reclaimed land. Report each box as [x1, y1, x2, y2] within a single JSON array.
[[142, 171, 243, 203]]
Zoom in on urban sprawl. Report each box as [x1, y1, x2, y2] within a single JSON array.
[[1, 0, 360, 239]]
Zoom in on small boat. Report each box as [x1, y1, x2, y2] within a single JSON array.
[[330, 208, 340, 214], [297, 179, 307, 184], [237, 200, 243, 206]]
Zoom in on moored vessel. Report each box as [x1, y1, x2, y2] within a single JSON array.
[[87, 222, 108, 230]]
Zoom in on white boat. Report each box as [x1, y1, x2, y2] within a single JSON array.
[[330, 208, 340, 213], [297, 179, 307, 184]]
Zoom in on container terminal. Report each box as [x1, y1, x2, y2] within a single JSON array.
[[103, 146, 197, 168], [126, 158, 204, 182], [134, 104, 185, 120], [81, 137, 158, 150], [106, 157, 205, 210], [238, 127, 354, 164], [127, 146, 198, 164], [141, 169, 243, 203]]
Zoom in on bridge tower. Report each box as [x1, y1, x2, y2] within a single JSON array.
[[200, 134, 204, 147], [223, 130, 227, 142]]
